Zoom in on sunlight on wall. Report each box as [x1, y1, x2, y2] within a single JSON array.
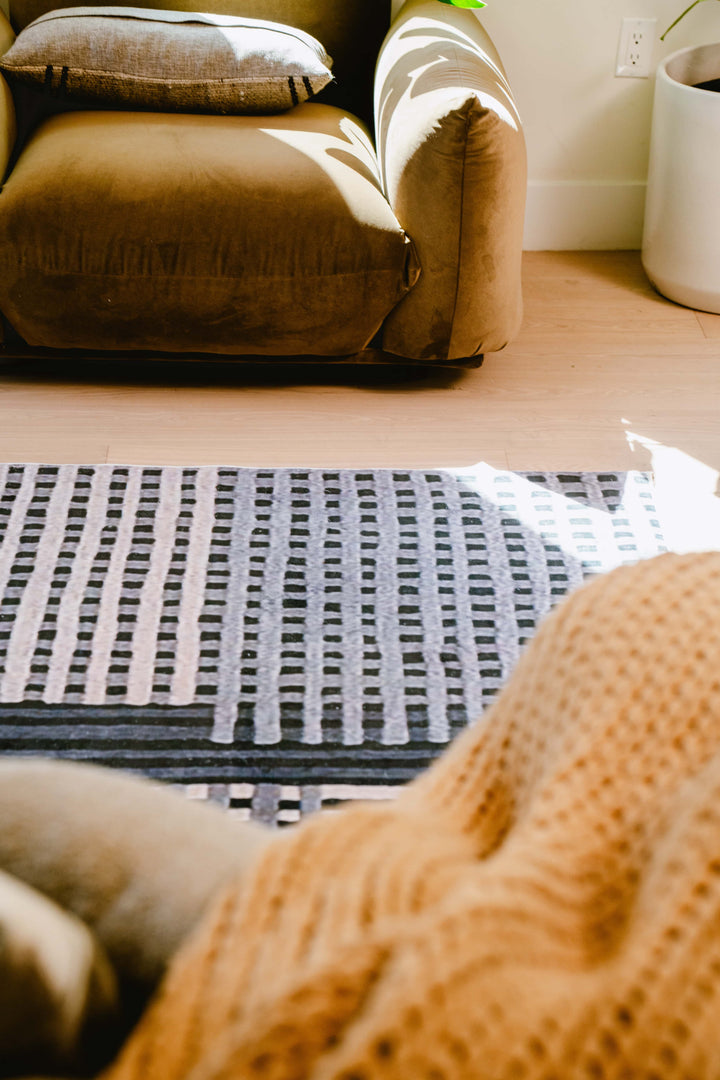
[[624, 426, 720, 553]]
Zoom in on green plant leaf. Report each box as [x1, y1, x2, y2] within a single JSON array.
[[436, 0, 487, 8]]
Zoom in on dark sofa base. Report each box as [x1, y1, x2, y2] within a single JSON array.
[[0, 342, 484, 370]]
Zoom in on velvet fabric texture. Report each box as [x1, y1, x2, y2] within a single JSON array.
[[375, 0, 527, 360], [0, 12, 16, 178], [0, 74, 14, 180], [0, 7, 334, 115], [8, 0, 388, 124], [0, 104, 419, 353], [0, 0, 528, 364]]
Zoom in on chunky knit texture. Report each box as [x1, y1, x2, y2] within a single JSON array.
[[102, 551, 720, 1080]]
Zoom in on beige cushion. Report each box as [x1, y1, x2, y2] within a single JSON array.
[[8, 0, 390, 124], [0, 104, 418, 354], [0, 6, 333, 114], [0, 867, 118, 1075], [374, 0, 526, 360], [0, 759, 275, 990]]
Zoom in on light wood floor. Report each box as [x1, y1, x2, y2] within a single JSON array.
[[1, 250, 718, 549]]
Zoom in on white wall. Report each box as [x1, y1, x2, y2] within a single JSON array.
[[476, 0, 720, 248]]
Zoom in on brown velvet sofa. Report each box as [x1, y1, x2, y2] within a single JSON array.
[[0, 0, 526, 369]]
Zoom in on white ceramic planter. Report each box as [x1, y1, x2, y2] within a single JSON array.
[[642, 43, 720, 313]]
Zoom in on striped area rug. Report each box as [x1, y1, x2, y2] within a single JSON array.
[[0, 464, 666, 825]]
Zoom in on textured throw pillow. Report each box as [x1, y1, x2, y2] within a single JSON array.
[[0, 6, 334, 114]]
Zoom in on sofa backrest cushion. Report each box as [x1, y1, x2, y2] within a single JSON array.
[[0, 8, 334, 115], [7, 0, 390, 121]]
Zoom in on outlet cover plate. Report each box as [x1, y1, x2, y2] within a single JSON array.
[[616, 17, 656, 78]]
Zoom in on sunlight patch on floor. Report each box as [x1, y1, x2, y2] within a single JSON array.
[[624, 427, 720, 553]]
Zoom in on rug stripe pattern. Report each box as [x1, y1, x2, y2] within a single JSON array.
[[0, 465, 666, 823]]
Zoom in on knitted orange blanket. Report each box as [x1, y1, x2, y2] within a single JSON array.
[[103, 551, 720, 1080]]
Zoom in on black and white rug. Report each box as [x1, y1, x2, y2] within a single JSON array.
[[0, 465, 666, 824]]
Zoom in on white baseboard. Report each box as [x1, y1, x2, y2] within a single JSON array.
[[523, 181, 647, 251]]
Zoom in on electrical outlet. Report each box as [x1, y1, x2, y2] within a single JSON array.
[[616, 17, 656, 78]]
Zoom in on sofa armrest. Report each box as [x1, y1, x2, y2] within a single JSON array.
[[374, 0, 526, 361], [0, 11, 16, 180]]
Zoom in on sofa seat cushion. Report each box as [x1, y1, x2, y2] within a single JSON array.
[[0, 104, 419, 354]]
